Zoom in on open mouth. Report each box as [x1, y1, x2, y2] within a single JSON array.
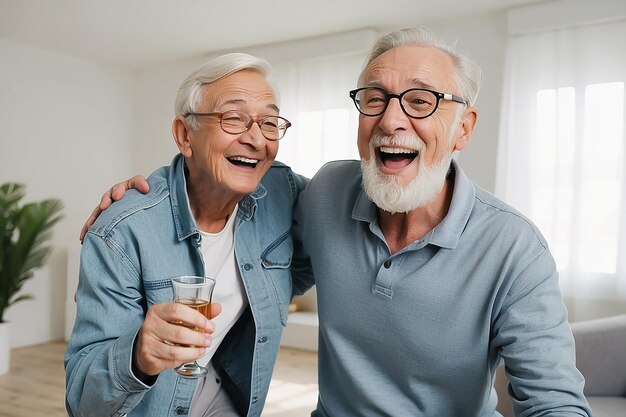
[[227, 156, 259, 168], [377, 146, 418, 170]]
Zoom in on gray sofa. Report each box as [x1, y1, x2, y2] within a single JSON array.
[[572, 314, 626, 416], [495, 314, 626, 417]]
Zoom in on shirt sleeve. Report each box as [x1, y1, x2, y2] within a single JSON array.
[[65, 231, 154, 417], [492, 246, 592, 417], [289, 170, 315, 297]]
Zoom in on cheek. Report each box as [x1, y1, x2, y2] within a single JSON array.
[[410, 117, 435, 137], [196, 130, 228, 154], [357, 118, 375, 159], [411, 118, 451, 154], [267, 141, 279, 160]]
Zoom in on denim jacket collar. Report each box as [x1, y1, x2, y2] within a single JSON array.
[[168, 154, 268, 241]]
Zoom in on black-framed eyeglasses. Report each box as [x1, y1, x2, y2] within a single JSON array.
[[183, 110, 291, 140], [349, 87, 466, 119]]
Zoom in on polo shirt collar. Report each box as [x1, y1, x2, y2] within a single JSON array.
[[352, 159, 475, 249]]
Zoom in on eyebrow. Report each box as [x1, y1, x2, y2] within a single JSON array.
[[365, 78, 437, 91], [219, 99, 280, 113], [408, 78, 437, 90]]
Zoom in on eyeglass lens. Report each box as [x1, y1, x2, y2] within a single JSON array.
[[221, 111, 287, 140], [355, 88, 440, 118]]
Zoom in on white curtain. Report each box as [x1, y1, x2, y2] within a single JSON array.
[[496, 19, 626, 299], [273, 52, 365, 178]]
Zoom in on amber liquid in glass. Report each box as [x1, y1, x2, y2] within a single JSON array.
[[177, 298, 212, 319], [172, 299, 212, 343]]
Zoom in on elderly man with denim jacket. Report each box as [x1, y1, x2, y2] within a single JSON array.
[[65, 53, 312, 417]]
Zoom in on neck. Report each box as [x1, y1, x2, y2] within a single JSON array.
[[186, 179, 242, 234], [378, 176, 454, 254]]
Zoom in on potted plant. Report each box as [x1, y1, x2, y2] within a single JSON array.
[[0, 182, 63, 374]]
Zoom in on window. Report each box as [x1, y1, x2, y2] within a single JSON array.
[[273, 53, 364, 178], [533, 83, 624, 275], [497, 20, 626, 299]]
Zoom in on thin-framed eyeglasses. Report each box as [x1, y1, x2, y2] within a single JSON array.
[[183, 110, 291, 140], [349, 87, 467, 119]]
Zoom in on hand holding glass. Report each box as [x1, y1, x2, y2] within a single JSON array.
[[171, 276, 216, 378]]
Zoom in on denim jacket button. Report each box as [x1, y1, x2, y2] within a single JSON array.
[[257, 336, 267, 343], [244, 263, 253, 271], [175, 406, 187, 415]]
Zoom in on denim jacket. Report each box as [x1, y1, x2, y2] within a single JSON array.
[[65, 154, 312, 417]]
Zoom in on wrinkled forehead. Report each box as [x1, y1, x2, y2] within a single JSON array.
[[362, 46, 458, 92], [204, 69, 279, 113]]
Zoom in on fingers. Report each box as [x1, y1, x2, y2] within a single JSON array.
[[79, 187, 114, 242], [109, 183, 127, 203], [132, 302, 216, 376], [78, 185, 114, 242], [211, 303, 222, 319], [79, 175, 150, 242], [110, 175, 150, 201], [130, 175, 150, 194], [79, 205, 104, 242], [134, 326, 209, 377], [98, 188, 115, 210]]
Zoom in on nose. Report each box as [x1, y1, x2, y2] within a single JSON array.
[[239, 122, 266, 149], [377, 97, 410, 135]]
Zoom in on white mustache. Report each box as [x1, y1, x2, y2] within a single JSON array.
[[370, 133, 424, 152]]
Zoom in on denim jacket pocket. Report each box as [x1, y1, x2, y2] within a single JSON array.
[[143, 278, 174, 306], [260, 230, 293, 325]]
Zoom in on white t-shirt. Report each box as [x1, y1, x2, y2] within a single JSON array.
[[196, 205, 248, 366]]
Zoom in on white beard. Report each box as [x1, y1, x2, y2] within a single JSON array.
[[360, 133, 454, 214]]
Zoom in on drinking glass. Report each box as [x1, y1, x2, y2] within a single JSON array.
[[171, 275, 216, 378]]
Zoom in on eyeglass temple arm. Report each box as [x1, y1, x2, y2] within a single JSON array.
[[443, 93, 466, 104]]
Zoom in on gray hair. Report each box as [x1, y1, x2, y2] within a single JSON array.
[[175, 53, 274, 130], [358, 27, 482, 106]]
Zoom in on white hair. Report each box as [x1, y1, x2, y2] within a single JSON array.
[[174, 53, 275, 130], [358, 27, 482, 106]]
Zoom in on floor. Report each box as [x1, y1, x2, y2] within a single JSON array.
[[0, 341, 318, 417]]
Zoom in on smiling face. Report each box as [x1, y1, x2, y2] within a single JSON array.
[[357, 45, 475, 212], [173, 69, 280, 200]]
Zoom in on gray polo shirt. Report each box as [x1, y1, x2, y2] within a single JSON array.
[[294, 159, 591, 416]]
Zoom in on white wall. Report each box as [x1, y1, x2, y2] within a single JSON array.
[[130, 58, 205, 174], [0, 38, 134, 347]]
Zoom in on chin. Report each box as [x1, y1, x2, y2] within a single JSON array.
[[361, 154, 451, 213]]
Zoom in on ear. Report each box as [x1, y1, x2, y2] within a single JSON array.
[[172, 117, 193, 157], [453, 107, 478, 152]]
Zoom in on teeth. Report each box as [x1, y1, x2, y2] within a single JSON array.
[[230, 156, 259, 164], [379, 146, 416, 154]]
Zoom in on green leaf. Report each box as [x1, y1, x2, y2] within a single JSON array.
[[0, 183, 63, 322]]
